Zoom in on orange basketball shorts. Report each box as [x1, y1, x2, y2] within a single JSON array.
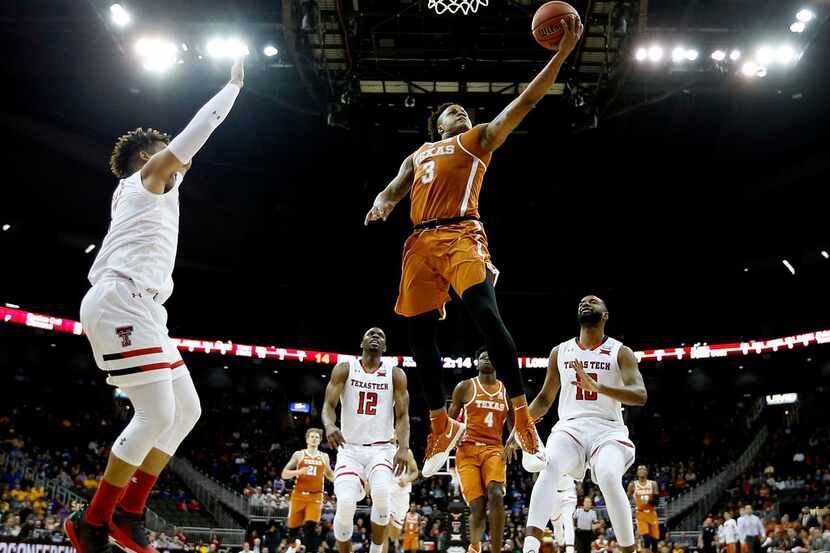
[[636, 510, 660, 540], [395, 221, 498, 318], [287, 495, 322, 528], [726, 543, 737, 553], [455, 443, 506, 504], [402, 533, 419, 551]]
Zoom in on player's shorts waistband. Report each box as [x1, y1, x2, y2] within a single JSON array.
[[93, 274, 162, 302], [413, 216, 479, 231]]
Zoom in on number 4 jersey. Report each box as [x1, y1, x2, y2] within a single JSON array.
[[340, 357, 396, 445], [556, 336, 625, 423]]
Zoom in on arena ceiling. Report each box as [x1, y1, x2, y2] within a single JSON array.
[[1, 0, 829, 359]]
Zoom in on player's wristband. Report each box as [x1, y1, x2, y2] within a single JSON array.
[[168, 82, 240, 164]]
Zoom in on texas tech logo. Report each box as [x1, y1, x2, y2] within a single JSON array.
[[116, 326, 134, 347]]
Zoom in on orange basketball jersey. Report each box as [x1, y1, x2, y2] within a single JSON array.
[[634, 480, 656, 512], [461, 377, 508, 446], [404, 512, 420, 535], [291, 450, 326, 499], [410, 124, 493, 226]]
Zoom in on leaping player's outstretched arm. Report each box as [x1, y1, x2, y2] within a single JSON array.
[[572, 346, 647, 406], [528, 346, 562, 422], [140, 59, 245, 194], [392, 367, 412, 476], [364, 154, 415, 225], [478, 17, 583, 153], [322, 361, 350, 449]]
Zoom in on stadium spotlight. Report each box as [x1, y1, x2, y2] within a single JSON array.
[[741, 61, 758, 77], [1, 224, 9, 231], [790, 21, 806, 33], [206, 37, 250, 59], [109, 3, 131, 27], [635, 47, 648, 61], [672, 46, 686, 63], [730, 49, 742, 61], [757, 46, 773, 64], [776, 45, 796, 64], [85, 244, 96, 254], [263, 45, 279, 57], [135, 38, 178, 72], [796, 9, 815, 22], [782, 259, 796, 275], [821, 250, 829, 259], [648, 45, 663, 62], [685, 49, 699, 61], [711, 50, 726, 61]]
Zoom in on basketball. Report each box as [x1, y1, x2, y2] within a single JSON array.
[[532, 1, 580, 50]]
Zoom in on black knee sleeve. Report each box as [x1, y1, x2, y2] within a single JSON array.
[[461, 274, 524, 398], [303, 522, 316, 544], [407, 311, 446, 410]]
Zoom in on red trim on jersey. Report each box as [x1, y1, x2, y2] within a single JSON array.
[[334, 471, 361, 480], [359, 359, 383, 374], [170, 360, 186, 369], [576, 337, 607, 351], [560, 430, 584, 449], [370, 462, 394, 473], [108, 362, 172, 377], [103, 346, 163, 361], [590, 440, 634, 459], [141, 362, 174, 371]]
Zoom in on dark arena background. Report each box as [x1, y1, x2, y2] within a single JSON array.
[[1, 2, 829, 553]]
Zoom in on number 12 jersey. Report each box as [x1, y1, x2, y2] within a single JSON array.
[[340, 357, 396, 445]]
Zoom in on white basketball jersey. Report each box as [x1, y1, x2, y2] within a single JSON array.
[[557, 336, 625, 424], [88, 170, 183, 305], [340, 358, 396, 445]]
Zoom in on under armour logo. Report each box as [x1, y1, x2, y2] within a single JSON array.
[[131, 292, 143, 298], [116, 326, 134, 347], [119, 437, 127, 446]]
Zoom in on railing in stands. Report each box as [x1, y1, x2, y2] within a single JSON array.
[[168, 457, 245, 528], [669, 425, 769, 530], [176, 527, 246, 547]]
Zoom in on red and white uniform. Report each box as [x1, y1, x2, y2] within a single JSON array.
[[552, 337, 636, 477], [334, 358, 397, 484], [81, 170, 187, 387], [551, 476, 577, 546]]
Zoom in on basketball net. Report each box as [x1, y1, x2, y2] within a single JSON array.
[[427, 0, 488, 15]]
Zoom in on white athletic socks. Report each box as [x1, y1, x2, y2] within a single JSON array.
[[566, 546, 575, 553], [369, 543, 383, 553], [523, 536, 541, 553]]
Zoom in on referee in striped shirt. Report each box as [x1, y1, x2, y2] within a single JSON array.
[[575, 497, 599, 553]]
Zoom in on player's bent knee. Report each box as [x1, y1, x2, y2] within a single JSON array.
[[486, 483, 504, 503]]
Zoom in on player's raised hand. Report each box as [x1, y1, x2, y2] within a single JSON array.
[[571, 360, 600, 394], [557, 15, 584, 57], [393, 446, 409, 477], [325, 424, 346, 449], [230, 57, 245, 88], [364, 197, 396, 225]]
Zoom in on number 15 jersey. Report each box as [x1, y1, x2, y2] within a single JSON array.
[[340, 357, 396, 445], [556, 336, 625, 424], [410, 124, 493, 226]]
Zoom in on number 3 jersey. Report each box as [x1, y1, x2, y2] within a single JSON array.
[[340, 357, 396, 445], [556, 336, 625, 424], [410, 124, 493, 226]]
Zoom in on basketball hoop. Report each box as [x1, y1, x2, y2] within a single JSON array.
[[427, 0, 488, 15]]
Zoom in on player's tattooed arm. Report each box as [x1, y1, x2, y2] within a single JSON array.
[[527, 346, 561, 422], [573, 346, 647, 406], [392, 367, 412, 477], [281, 451, 303, 480], [447, 379, 473, 420], [322, 362, 350, 449], [479, 16, 583, 153], [364, 154, 415, 225]]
